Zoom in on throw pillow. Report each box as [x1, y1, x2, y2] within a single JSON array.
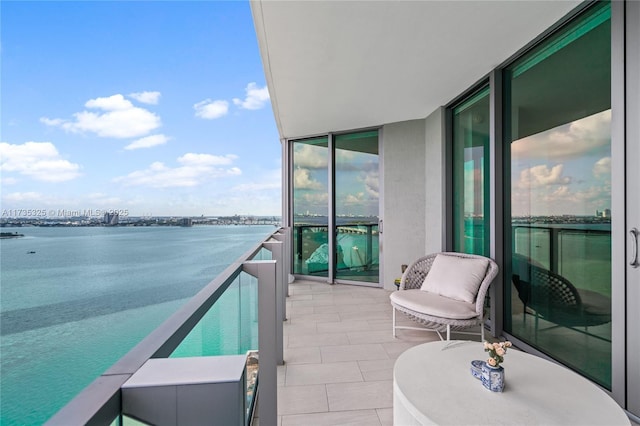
[[420, 254, 489, 303]]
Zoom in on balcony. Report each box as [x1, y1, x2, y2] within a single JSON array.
[[278, 279, 438, 426], [47, 226, 635, 426]]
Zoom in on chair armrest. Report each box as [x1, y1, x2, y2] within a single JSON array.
[[400, 254, 439, 290]]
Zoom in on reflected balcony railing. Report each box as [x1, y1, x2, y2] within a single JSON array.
[[293, 223, 379, 277], [512, 225, 611, 294], [46, 228, 290, 426]]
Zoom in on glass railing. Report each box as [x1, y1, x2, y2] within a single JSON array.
[[46, 229, 288, 426]]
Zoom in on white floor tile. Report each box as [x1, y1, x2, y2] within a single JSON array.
[[285, 361, 363, 386]]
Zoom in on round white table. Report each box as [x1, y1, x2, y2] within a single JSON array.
[[393, 340, 630, 425]]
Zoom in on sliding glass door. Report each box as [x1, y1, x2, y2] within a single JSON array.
[[504, 1, 613, 389], [291, 131, 380, 285], [292, 137, 329, 277], [334, 131, 379, 283], [452, 87, 490, 256]]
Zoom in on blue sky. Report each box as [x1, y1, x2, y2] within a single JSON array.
[[1, 1, 281, 217]]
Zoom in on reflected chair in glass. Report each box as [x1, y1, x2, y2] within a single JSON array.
[[512, 255, 611, 342]]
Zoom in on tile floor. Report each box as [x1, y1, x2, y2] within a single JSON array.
[[277, 279, 441, 426], [265, 279, 638, 426]]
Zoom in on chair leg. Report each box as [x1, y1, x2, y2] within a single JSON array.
[[481, 321, 485, 342], [392, 307, 396, 338]]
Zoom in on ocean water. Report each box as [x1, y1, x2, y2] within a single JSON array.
[[0, 225, 273, 425]]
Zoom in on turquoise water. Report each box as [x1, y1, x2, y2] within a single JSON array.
[[0, 225, 273, 425]]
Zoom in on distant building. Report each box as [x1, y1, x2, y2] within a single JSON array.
[[103, 212, 119, 226], [179, 218, 193, 227]]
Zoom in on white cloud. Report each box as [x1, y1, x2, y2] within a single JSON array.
[[593, 157, 611, 179], [114, 153, 241, 188], [344, 192, 366, 204], [512, 110, 611, 161], [2, 191, 47, 202], [299, 192, 328, 205], [128, 91, 161, 105], [194, 99, 229, 119], [516, 164, 571, 189], [0, 141, 81, 182], [294, 167, 322, 190], [85, 94, 132, 110], [232, 169, 281, 192], [233, 82, 270, 110], [178, 153, 237, 166], [41, 94, 161, 139], [233, 182, 281, 192], [293, 144, 328, 169], [124, 134, 170, 150], [363, 170, 379, 198]]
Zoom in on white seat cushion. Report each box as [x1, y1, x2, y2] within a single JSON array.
[[420, 254, 489, 303], [390, 289, 477, 320]]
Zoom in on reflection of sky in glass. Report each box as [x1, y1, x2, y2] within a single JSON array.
[[292, 142, 328, 217], [335, 150, 379, 217], [511, 110, 611, 217], [293, 136, 379, 218], [463, 156, 483, 216]]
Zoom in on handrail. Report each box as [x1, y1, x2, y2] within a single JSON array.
[[46, 228, 286, 426]]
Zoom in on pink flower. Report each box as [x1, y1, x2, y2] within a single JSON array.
[[484, 341, 493, 350], [487, 357, 497, 367], [496, 347, 506, 356]]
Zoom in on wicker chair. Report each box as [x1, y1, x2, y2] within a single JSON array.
[[390, 252, 499, 341]]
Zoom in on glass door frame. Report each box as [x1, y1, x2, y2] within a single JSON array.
[[623, 0, 640, 418], [495, 0, 626, 407], [445, 0, 628, 410], [286, 128, 382, 287]]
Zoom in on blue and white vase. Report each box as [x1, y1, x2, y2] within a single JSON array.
[[481, 362, 505, 392]]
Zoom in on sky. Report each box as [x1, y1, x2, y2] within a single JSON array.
[[510, 110, 611, 217], [1, 0, 282, 218]]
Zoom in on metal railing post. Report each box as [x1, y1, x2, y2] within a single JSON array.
[[284, 227, 291, 296], [242, 260, 278, 426], [262, 240, 285, 364], [271, 228, 290, 310], [366, 224, 373, 269]]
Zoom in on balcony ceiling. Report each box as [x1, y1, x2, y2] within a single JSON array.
[[251, 0, 581, 140]]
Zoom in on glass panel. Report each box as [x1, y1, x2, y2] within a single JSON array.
[[452, 87, 490, 255], [292, 137, 329, 277], [504, 2, 612, 388], [334, 131, 379, 283], [170, 272, 258, 357]]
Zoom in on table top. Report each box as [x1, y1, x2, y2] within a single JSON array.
[[393, 340, 629, 425]]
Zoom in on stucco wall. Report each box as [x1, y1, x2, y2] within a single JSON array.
[[381, 108, 444, 290], [424, 107, 446, 254], [380, 119, 426, 290]]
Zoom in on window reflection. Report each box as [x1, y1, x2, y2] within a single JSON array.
[[505, 2, 612, 389]]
